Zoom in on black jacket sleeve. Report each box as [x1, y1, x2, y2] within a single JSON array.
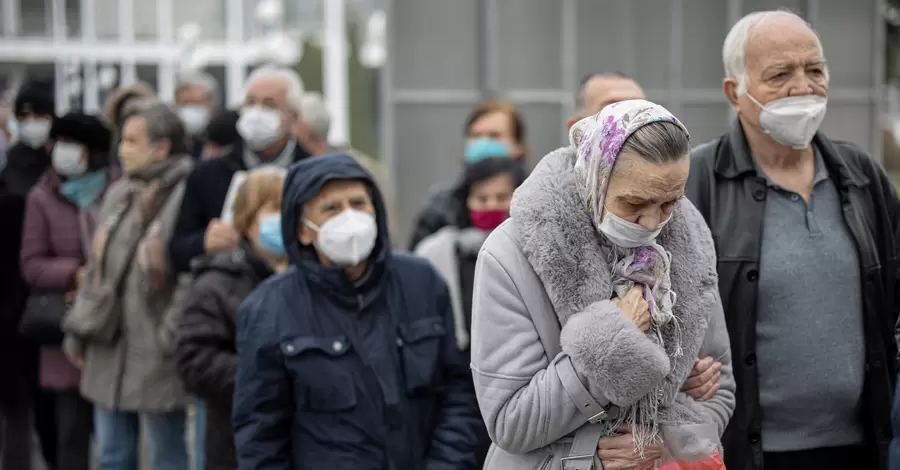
[[425, 279, 481, 470], [174, 274, 236, 405], [170, 167, 209, 273]]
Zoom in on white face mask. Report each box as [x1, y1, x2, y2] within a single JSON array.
[[19, 118, 51, 149], [178, 105, 211, 136], [598, 208, 669, 248], [237, 106, 283, 151], [52, 142, 87, 176], [747, 94, 827, 149], [305, 208, 378, 266]]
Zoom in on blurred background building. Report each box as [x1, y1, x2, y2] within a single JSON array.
[[0, 0, 889, 242]]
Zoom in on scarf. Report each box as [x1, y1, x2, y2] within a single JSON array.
[[569, 99, 691, 451]]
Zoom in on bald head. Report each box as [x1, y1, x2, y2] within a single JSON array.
[[567, 73, 645, 129]]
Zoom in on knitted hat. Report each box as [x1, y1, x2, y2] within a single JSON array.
[[14, 78, 55, 117], [51, 112, 112, 154]]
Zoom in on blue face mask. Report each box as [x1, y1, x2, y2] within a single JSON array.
[[60, 171, 108, 209], [258, 213, 287, 258], [465, 138, 509, 164]]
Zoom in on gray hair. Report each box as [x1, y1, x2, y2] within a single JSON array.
[[243, 65, 305, 114], [124, 101, 189, 155], [299, 92, 330, 140], [723, 9, 828, 95], [619, 121, 691, 165], [176, 71, 220, 107]]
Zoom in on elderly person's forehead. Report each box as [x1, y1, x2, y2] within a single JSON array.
[[744, 16, 824, 69], [246, 75, 291, 102]]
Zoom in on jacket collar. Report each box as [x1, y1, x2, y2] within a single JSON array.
[[715, 118, 869, 188]]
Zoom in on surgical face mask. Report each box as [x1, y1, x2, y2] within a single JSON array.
[[19, 118, 51, 149], [257, 213, 287, 258], [598, 207, 669, 248], [304, 208, 378, 266], [237, 106, 283, 152], [465, 138, 509, 164], [118, 142, 155, 173], [747, 94, 827, 149], [52, 142, 88, 176], [178, 106, 211, 136]]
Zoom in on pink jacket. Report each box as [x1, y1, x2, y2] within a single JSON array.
[[20, 168, 117, 390]]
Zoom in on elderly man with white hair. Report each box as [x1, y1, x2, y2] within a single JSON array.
[[175, 70, 220, 158], [686, 10, 898, 470], [169, 65, 313, 273]]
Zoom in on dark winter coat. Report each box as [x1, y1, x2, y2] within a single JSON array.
[[232, 154, 482, 470]]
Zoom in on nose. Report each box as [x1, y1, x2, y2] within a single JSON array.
[[637, 212, 662, 231], [787, 71, 815, 97]]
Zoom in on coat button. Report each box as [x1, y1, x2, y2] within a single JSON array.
[[745, 353, 757, 367], [753, 189, 767, 201], [332, 341, 343, 353], [749, 433, 761, 444], [396, 338, 404, 347], [284, 344, 295, 354], [746, 269, 759, 282]]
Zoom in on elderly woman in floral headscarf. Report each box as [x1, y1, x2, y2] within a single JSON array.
[[470, 99, 735, 470]]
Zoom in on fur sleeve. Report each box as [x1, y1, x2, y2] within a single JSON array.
[[560, 299, 670, 407]]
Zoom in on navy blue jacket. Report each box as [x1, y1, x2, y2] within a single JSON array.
[[232, 154, 481, 470]]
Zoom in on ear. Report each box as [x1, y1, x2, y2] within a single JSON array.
[[723, 78, 741, 110], [154, 138, 172, 160], [298, 221, 315, 246]]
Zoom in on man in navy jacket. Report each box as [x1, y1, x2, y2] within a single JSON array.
[[232, 154, 481, 469]]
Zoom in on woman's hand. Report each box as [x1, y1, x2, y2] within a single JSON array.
[[597, 426, 663, 470], [612, 285, 651, 331]]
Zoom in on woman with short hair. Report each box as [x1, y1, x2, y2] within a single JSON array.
[[472, 99, 735, 469], [175, 167, 287, 470], [62, 101, 194, 470]]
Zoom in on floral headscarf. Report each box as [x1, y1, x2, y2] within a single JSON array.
[[570, 101, 691, 444]]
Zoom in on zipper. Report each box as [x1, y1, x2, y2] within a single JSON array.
[[538, 453, 553, 470]]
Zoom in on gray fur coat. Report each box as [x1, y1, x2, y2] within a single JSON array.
[[470, 147, 735, 469]]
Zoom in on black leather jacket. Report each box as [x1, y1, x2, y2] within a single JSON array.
[[686, 120, 899, 470]]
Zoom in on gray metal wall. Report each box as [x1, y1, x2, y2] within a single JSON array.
[[381, 0, 885, 244]]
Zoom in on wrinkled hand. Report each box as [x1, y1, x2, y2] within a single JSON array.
[[204, 218, 239, 254], [612, 286, 650, 332], [597, 426, 663, 470], [682, 356, 722, 401]]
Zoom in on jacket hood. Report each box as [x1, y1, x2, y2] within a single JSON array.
[[281, 153, 390, 302]]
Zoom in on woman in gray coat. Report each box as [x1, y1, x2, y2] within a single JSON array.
[[62, 101, 193, 470], [471, 99, 736, 470]]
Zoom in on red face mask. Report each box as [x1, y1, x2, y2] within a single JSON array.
[[470, 210, 508, 231]]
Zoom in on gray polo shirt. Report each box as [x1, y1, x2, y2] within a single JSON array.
[[755, 147, 865, 452]]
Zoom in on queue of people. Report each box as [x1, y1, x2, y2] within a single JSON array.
[[0, 7, 898, 470]]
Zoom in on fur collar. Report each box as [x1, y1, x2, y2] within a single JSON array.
[[510, 147, 718, 414]]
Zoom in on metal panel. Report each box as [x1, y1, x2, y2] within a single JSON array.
[[494, 0, 562, 90], [683, 0, 729, 90], [392, 0, 479, 90], [2, 0, 21, 37], [393, 103, 476, 243], [514, 102, 564, 164], [680, 103, 732, 146]]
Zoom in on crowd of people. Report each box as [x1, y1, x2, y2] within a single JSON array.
[[0, 8, 898, 470]]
